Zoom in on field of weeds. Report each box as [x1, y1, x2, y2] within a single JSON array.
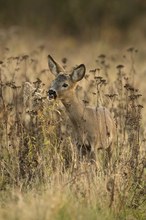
[[0, 29, 146, 220]]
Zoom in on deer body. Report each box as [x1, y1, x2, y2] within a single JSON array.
[[48, 55, 115, 158]]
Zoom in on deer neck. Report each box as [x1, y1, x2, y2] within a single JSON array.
[[61, 92, 85, 131]]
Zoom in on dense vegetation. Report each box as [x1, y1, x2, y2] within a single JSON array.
[[0, 30, 145, 219]]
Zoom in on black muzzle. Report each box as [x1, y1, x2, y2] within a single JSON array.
[[48, 89, 57, 100]]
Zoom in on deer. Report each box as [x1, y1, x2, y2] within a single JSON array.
[[47, 55, 116, 162]]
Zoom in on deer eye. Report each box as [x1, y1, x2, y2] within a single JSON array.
[[62, 83, 68, 88]]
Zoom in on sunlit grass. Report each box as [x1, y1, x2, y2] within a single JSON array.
[[0, 30, 146, 220]]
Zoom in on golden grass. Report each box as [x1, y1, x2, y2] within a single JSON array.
[[0, 29, 146, 220]]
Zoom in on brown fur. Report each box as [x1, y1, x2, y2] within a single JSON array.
[[48, 55, 116, 159]]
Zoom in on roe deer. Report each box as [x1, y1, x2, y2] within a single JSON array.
[[47, 55, 116, 161]]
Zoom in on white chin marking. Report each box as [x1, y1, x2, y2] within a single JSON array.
[[48, 95, 56, 100]]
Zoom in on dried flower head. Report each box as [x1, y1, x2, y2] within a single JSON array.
[[62, 57, 68, 64]]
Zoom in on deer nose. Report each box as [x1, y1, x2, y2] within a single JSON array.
[[48, 89, 57, 100]]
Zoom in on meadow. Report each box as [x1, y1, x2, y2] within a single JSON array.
[[0, 28, 146, 220]]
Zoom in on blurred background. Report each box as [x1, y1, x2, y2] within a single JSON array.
[[0, 0, 146, 88], [0, 0, 146, 43]]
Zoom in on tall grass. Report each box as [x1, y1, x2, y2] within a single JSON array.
[[0, 35, 146, 220]]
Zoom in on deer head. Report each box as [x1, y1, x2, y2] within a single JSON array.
[[48, 55, 86, 100]]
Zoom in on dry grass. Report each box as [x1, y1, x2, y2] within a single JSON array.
[[0, 29, 146, 220]]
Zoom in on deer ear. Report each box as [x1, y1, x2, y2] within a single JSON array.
[[71, 64, 86, 82], [48, 55, 65, 76]]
